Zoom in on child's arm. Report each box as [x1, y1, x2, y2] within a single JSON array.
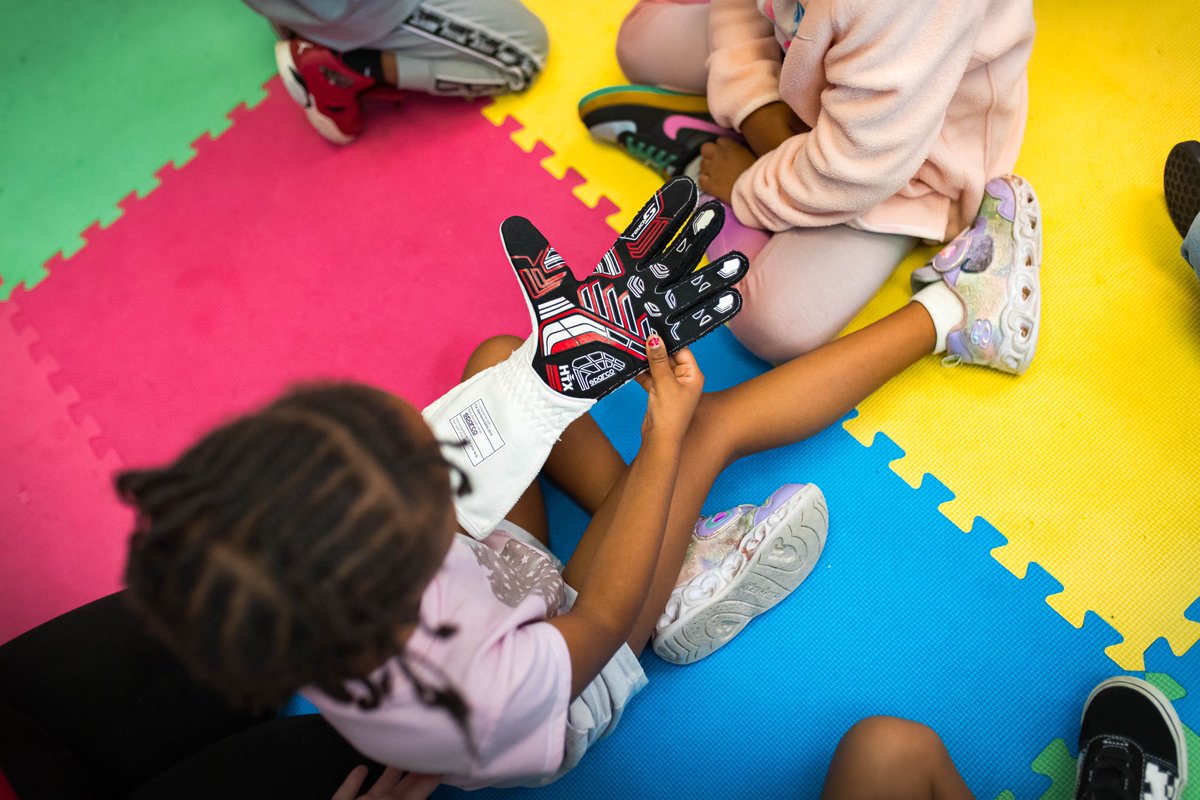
[[546, 339, 703, 699], [706, 0, 786, 135], [423, 179, 747, 540], [728, 0, 991, 232]]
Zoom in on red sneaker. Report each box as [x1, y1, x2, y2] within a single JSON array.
[[274, 37, 377, 144]]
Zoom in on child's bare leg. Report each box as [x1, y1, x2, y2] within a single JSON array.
[[380, 54, 399, 87], [821, 717, 974, 800], [461, 336, 626, 545], [560, 302, 935, 651]]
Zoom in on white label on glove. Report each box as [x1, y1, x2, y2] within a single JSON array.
[[450, 399, 505, 466]]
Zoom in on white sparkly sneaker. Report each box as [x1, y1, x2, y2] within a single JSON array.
[[912, 174, 1042, 375], [652, 484, 827, 665]]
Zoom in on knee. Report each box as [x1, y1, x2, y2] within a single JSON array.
[[523, 13, 549, 70], [615, 5, 658, 85], [726, 292, 837, 365], [506, 6, 548, 90], [462, 335, 523, 380], [681, 394, 740, 467], [836, 716, 947, 775]]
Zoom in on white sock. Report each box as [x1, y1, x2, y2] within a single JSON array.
[[911, 281, 965, 354]]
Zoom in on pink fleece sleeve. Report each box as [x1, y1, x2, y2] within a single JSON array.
[[706, 0, 784, 130], [731, 0, 986, 232]]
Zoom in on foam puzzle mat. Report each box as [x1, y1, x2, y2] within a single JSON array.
[[0, 2, 275, 299], [2, 0, 1198, 797], [484, 0, 1200, 673]]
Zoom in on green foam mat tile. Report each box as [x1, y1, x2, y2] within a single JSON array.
[[0, 0, 275, 298]]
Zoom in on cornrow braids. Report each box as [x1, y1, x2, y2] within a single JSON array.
[[119, 383, 463, 715]]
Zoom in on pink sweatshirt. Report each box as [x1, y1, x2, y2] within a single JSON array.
[[707, 0, 1034, 241]]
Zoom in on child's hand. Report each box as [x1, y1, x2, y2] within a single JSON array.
[[636, 336, 704, 444], [739, 101, 810, 157], [332, 766, 441, 800], [501, 178, 747, 401], [698, 138, 758, 204]]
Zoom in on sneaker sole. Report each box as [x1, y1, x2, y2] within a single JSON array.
[[578, 84, 712, 121], [1000, 175, 1042, 375], [1165, 141, 1200, 238], [653, 484, 828, 665], [1081, 676, 1188, 793], [273, 40, 356, 146]]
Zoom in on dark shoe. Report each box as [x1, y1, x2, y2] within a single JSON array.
[[579, 85, 728, 178], [275, 37, 378, 144], [1164, 140, 1200, 238], [1074, 676, 1187, 800]]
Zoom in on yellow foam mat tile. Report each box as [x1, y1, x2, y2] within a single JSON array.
[[485, 0, 1199, 668], [842, 2, 1200, 668], [481, 0, 661, 232]]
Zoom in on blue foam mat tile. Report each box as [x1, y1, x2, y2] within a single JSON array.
[[913, 471, 956, 509], [964, 515, 1010, 554], [439, 328, 1132, 800]]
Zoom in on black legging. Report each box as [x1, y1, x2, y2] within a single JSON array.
[[0, 593, 383, 800]]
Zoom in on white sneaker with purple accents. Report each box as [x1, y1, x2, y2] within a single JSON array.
[[652, 483, 827, 665], [912, 174, 1042, 375]]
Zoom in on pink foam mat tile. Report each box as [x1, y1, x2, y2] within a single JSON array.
[[3, 81, 622, 640], [0, 304, 130, 642]]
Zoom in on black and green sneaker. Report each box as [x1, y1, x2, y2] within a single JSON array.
[[1074, 676, 1187, 800], [579, 85, 730, 178]]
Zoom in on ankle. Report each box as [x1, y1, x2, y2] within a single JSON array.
[[910, 282, 964, 355], [341, 48, 385, 83]]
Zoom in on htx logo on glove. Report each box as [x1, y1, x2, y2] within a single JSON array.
[[502, 177, 750, 401]]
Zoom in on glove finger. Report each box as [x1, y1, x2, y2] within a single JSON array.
[[643, 200, 729, 285], [602, 177, 698, 276], [662, 288, 744, 351], [501, 215, 575, 301], [644, 248, 748, 321]]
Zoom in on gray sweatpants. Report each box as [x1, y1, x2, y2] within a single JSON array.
[[246, 0, 548, 96]]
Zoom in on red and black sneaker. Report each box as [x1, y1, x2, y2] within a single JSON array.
[[274, 37, 377, 144]]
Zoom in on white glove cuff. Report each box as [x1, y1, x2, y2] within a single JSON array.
[[422, 337, 596, 539]]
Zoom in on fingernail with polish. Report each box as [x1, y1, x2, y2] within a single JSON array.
[[647, 336, 662, 348]]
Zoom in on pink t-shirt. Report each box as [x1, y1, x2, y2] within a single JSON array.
[[302, 531, 573, 789]]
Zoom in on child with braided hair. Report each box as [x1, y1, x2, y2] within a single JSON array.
[[27, 177, 1038, 794]]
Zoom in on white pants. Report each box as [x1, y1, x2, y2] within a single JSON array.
[[251, 0, 548, 96]]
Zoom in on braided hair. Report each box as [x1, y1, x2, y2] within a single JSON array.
[[119, 383, 470, 737]]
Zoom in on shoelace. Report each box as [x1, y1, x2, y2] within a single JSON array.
[[623, 138, 678, 176], [1076, 741, 1140, 800]]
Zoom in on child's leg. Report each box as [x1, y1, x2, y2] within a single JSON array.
[[462, 337, 626, 546], [0, 593, 269, 798], [820, 717, 974, 800], [562, 301, 936, 650], [615, 0, 711, 93], [375, 0, 548, 97], [727, 224, 919, 364]]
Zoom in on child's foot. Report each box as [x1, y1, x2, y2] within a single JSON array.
[[1074, 676, 1187, 800], [275, 37, 377, 144], [579, 85, 729, 179], [911, 174, 1042, 375], [653, 484, 827, 665]]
